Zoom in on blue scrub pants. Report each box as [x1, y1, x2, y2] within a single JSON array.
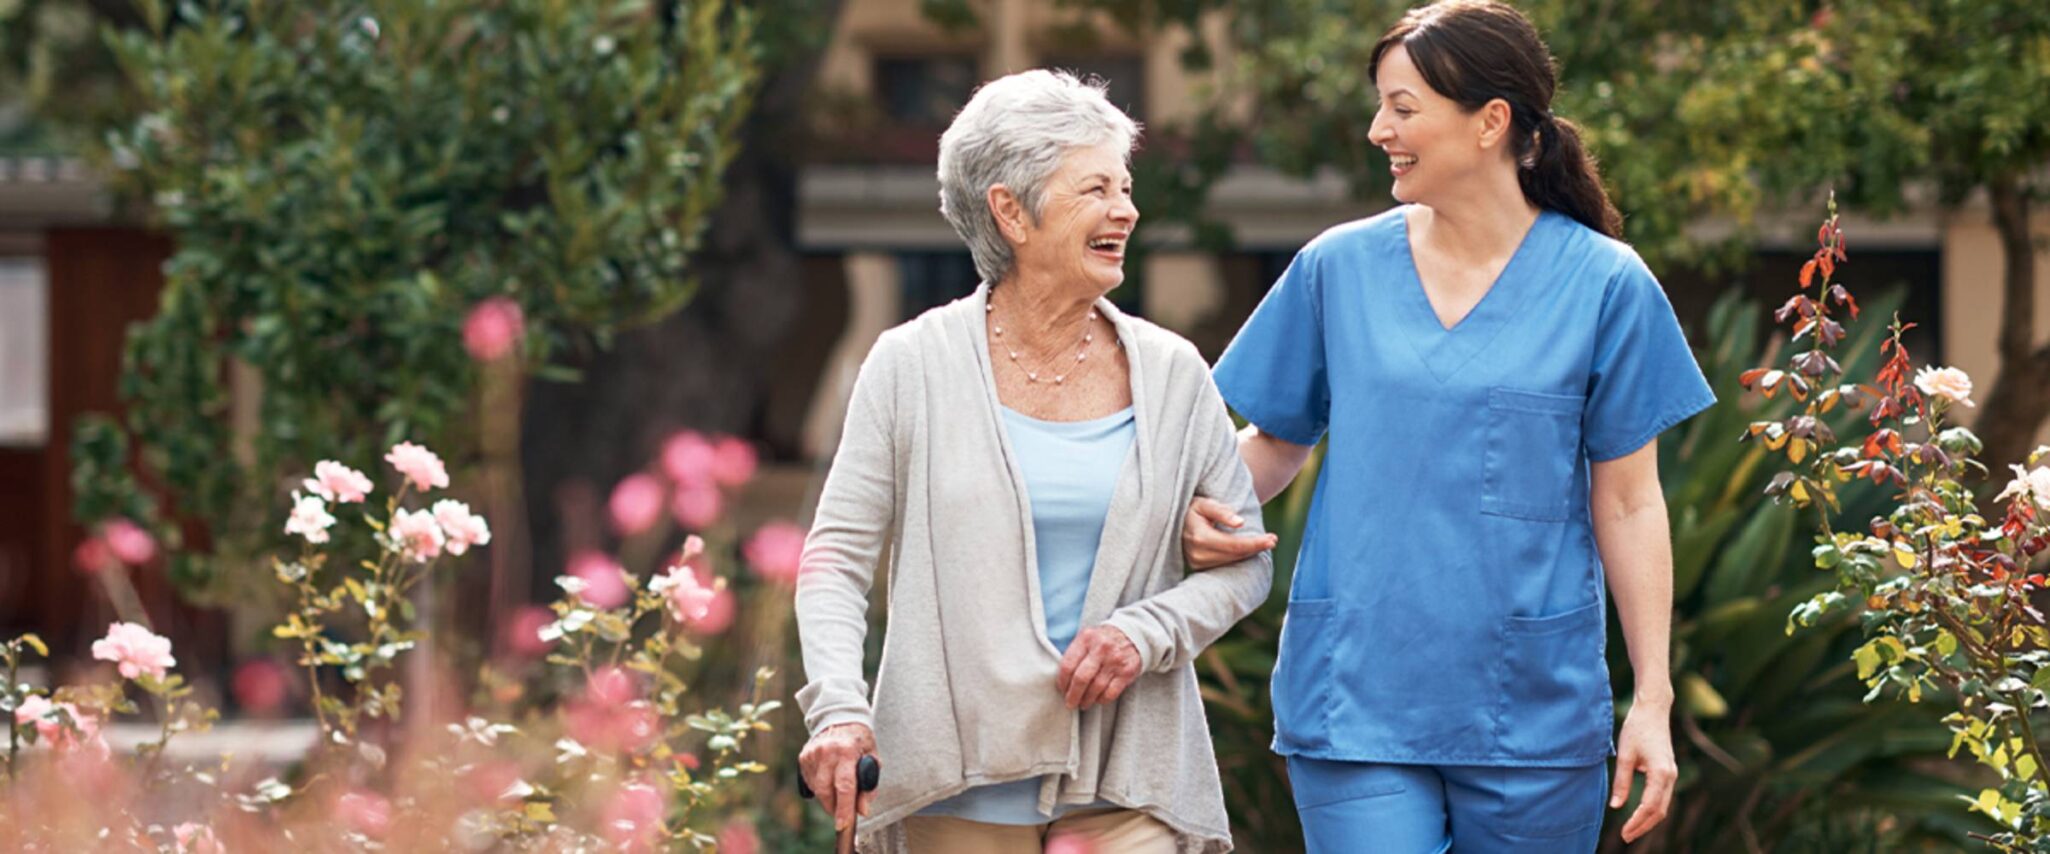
[[1286, 756, 1608, 853]]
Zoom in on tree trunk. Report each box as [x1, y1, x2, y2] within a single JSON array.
[[514, 3, 846, 597], [1971, 178, 2050, 471]]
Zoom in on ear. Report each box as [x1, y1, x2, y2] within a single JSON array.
[[1476, 97, 1515, 152], [988, 184, 1030, 245]]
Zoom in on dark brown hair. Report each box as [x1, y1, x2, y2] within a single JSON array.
[[1368, 0, 1623, 238]]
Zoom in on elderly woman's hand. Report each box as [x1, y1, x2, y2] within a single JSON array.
[[799, 722, 879, 831], [1182, 496, 1278, 571], [1057, 625, 1143, 710]]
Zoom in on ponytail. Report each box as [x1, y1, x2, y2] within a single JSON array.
[[1521, 115, 1621, 239]]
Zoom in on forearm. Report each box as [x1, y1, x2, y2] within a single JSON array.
[[1595, 495, 1675, 708], [1238, 425, 1313, 503]]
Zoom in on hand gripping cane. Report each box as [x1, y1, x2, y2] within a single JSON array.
[[800, 754, 880, 854]]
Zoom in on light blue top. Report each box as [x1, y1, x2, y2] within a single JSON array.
[[916, 404, 1135, 824], [1213, 207, 1715, 767]]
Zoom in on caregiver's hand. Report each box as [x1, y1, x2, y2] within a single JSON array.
[[1182, 496, 1277, 570], [799, 722, 879, 831], [1610, 697, 1677, 843], [1058, 625, 1142, 710]]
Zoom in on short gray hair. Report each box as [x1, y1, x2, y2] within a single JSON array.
[[937, 69, 1141, 285]]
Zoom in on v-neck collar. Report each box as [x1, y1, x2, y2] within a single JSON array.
[[1393, 207, 1553, 384]]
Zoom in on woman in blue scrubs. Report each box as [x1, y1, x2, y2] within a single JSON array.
[[1182, 2, 1714, 850]]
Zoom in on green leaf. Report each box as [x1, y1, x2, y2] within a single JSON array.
[[18, 634, 47, 658]]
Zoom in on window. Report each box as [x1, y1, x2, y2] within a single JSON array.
[[875, 55, 980, 126], [0, 258, 46, 447], [897, 251, 981, 319]]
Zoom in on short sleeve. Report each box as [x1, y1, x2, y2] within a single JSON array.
[[1212, 248, 1330, 446], [1582, 256, 1717, 461]]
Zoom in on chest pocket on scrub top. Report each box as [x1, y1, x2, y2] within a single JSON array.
[[1481, 388, 1585, 522]]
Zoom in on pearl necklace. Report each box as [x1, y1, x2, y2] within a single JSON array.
[[987, 300, 1096, 385]]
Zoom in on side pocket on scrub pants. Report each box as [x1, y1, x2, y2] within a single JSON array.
[[1495, 600, 1610, 760], [1481, 388, 1586, 522], [1272, 599, 1339, 753]]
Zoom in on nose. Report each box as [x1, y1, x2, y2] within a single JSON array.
[[1368, 106, 1395, 147], [1112, 191, 1139, 227]]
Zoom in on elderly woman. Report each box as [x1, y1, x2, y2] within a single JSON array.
[[793, 70, 1272, 853]]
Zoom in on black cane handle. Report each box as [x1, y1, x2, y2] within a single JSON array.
[[799, 753, 880, 799]]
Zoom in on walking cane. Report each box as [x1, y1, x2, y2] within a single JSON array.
[[800, 754, 880, 854]]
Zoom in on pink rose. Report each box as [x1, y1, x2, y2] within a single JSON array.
[[463, 297, 525, 363], [608, 474, 665, 536], [335, 790, 393, 838], [744, 521, 805, 586], [652, 564, 716, 624], [600, 779, 667, 852], [431, 499, 492, 555], [15, 695, 101, 749], [567, 551, 630, 609], [670, 481, 723, 530], [389, 507, 446, 563], [565, 668, 659, 754], [92, 621, 176, 681], [384, 441, 450, 492], [101, 518, 157, 565], [304, 460, 373, 504], [710, 436, 758, 487], [285, 492, 337, 544], [661, 431, 717, 488]]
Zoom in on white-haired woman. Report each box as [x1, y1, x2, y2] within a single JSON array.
[[794, 70, 1272, 853]]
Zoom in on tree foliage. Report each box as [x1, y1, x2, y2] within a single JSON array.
[[71, 0, 759, 596]]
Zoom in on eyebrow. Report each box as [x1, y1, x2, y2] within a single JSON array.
[[1381, 87, 1417, 99], [1079, 173, 1129, 184]]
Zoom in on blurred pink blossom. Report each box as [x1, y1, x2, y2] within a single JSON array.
[[303, 460, 373, 504], [460, 760, 527, 805], [335, 790, 393, 838], [600, 779, 667, 852], [232, 659, 291, 716], [92, 621, 175, 681], [72, 537, 118, 574], [502, 605, 554, 658], [1045, 833, 1096, 854], [677, 534, 705, 566], [431, 499, 492, 555], [652, 564, 715, 625], [717, 818, 760, 854], [608, 474, 665, 536], [284, 492, 337, 545], [390, 507, 446, 563], [172, 822, 222, 854], [384, 441, 450, 492], [101, 518, 157, 565], [661, 431, 717, 488], [565, 668, 659, 754], [688, 587, 737, 636], [710, 436, 758, 487], [671, 481, 723, 530], [567, 551, 630, 609], [14, 695, 102, 751], [463, 297, 526, 363], [744, 521, 805, 586]]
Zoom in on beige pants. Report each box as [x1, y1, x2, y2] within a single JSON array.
[[902, 808, 1178, 853]]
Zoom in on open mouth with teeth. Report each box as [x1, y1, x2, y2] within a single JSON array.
[[1389, 153, 1418, 175], [1087, 234, 1127, 260]]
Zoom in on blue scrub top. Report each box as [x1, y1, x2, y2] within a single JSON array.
[[1213, 207, 1715, 767]]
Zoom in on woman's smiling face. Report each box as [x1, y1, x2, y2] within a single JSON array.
[[1368, 44, 1495, 206], [1011, 141, 1139, 294]]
